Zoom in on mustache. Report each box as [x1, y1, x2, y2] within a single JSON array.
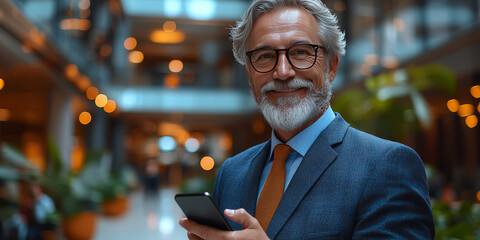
[[260, 78, 314, 94]]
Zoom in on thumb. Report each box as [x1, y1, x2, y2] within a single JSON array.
[[224, 208, 261, 229]]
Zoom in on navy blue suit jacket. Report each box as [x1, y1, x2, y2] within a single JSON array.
[[213, 114, 434, 239]]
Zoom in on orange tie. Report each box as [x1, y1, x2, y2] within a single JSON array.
[[255, 144, 293, 231]]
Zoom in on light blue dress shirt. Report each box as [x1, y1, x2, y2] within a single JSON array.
[[257, 106, 335, 201]]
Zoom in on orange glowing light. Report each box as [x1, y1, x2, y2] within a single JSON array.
[[95, 94, 108, 107], [164, 73, 180, 89], [60, 18, 91, 31], [129, 51, 144, 63], [150, 30, 185, 44], [0, 78, 4, 90], [124, 37, 137, 50], [478, 103, 480, 113], [79, 111, 92, 125], [86, 86, 99, 100], [447, 99, 460, 113], [64, 64, 79, 80], [70, 139, 85, 173], [200, 156, 215, 171], [219, 134, 232, 151], [104, 100, 116, 113], [24, 139, 46, 172], [169, 60, 183, 73], [79, 0, 90, 10], [163, 21, 176, 32], [477, 191, 480, 201], [470, 85, 480, 98], [0, 108, 10, 121], [465, 115, 478, 128], [76, 75, 91, 92], [457, 104, 474, 117]]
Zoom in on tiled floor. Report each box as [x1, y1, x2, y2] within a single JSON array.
[[93, 188, 188, 240]]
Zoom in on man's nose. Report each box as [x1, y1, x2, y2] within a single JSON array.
[[273, 53, 295, 80]]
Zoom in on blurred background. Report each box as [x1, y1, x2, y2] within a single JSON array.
[[0, 0, 479, 239]]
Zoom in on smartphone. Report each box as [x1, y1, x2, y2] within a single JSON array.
[[175, 192, 232, 231]]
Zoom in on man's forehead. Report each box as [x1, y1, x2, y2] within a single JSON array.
[[247, 7, 320, 47]]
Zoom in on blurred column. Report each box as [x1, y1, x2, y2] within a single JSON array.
[[110, 116, 126, 171], [86, 108, 108, 151], [47, 85, 74, 165]]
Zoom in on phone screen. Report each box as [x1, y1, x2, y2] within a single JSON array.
[[175, 192, 232, 231]]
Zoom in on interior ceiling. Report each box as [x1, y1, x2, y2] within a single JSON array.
[[130, 16, 235, 69]]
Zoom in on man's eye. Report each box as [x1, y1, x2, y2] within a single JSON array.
[[292, 49, 307, 55], [256, 53, 274, 61]]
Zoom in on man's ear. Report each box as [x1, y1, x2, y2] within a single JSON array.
[[328, 55, 339, 83]]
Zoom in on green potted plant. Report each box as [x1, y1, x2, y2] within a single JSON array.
[[39, 139, 103, 240], [95, 172, 129, 217]]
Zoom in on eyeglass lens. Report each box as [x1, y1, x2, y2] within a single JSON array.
[[248, 44, 318, 73]]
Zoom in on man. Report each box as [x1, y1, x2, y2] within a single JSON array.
[[180, 0, 435, 239]]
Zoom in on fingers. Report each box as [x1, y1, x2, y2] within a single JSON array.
[[179, 218, 226, 240], [224, 208, 261, 229], [187, 232, 202, 240]]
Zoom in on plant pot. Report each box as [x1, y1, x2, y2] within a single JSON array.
[[62, 211, 96, 240], [101, 196, 129, 217]]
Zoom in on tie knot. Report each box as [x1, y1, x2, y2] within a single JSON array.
[[273, 144, 292, 163]]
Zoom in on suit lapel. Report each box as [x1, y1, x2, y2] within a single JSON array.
[[266, 115, 349, 238], [239, 141, 271, 216]]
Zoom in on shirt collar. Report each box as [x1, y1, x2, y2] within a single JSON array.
[[270, 105, 335, 158]]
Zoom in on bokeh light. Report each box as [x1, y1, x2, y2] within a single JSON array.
[[163, 21, 176, 32], [129, 50, 144, 63], [150, 30, 185, 44], [185, 138, 200, 153], [447, 99, 460, 112], [79, 0, 90, 10], [79, 111, 91, 125], [457, 104, 474, 117], [124, 37, 137, 50], [168, 60, 183, 73], [158, 136, 176, 151], [95, 94, 108, 107], [64, 64, 79, 80], [465, 115, 478, 128], [471, 85, 480, 98], [104, 100, 116, 113], [86, 86, 99, 100], [164, 73, 180, 89], [0, 78, 4, 90], [200, 156, 214, 171]]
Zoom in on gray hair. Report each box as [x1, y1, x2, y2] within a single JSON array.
[[231, 0, 346, 65]]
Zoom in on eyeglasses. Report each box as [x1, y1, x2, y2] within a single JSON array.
[[246, 44, 325, 73]]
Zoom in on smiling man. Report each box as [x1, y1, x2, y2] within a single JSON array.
[[179, 0, 435, 239]]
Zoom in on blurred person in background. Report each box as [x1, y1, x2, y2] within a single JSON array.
[[180, 0, 435, 239], [144, 159, 160, 198]]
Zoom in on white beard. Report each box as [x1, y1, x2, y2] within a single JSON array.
[[257, 77, 332, 131]]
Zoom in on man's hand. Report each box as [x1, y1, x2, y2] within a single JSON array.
[[179, 208, 269, 240]]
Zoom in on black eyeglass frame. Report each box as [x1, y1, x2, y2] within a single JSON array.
[[245, 44, 326, 73]]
